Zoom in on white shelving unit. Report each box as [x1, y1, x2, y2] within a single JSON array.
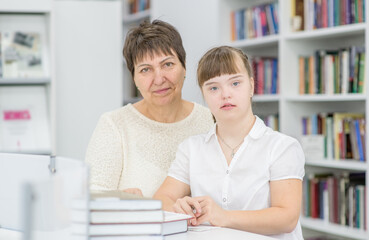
[[122, 0, 150, 105], [0, 0, 55, 155], [219, 0, 368, 239]]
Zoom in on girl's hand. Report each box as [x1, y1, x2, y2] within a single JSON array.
[[123, 188, 143, 197], [194, 196, 226, 227], [173, 196, 202, 225]]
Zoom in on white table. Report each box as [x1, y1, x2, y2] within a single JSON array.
[[0, 227, 276, 240]]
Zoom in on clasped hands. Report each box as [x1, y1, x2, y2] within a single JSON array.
[[173, 196, 226, 227]]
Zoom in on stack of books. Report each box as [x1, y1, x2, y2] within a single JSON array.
[[71, 190, 192, 239]]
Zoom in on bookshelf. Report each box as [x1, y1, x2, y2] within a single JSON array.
[[219, 0, 368, 239], [0, 0, 55, 155], [122, 0, 150, 105]]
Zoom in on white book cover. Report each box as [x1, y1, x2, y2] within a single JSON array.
[[0, 86, 51, 153], [2, 31, 44, 78]]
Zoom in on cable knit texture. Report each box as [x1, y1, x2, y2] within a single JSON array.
[[85, 103, 214, 197]]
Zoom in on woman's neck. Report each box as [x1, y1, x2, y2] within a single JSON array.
[[135, 99, 193, 123]]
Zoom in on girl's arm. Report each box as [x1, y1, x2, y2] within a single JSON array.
[[153, 176, 191, 211], [196, 179, 302, 235], [154, 176, 203, 222]]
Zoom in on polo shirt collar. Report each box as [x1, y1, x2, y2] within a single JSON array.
[[204, 115, 267, 143]]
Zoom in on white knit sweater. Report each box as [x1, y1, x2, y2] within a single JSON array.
[[85, 103, 214, 197]]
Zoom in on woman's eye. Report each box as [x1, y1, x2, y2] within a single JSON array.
[[140, 67, 149, 73], [210, 87, 218, 91], [164, 62, 174, 67], [232, 81, 240, 86]]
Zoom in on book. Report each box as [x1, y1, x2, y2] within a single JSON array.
[[72, 209, 164, 224], [73, 190, 162, 211], [162, 211, 192, 235], [0, 86, 51, 153], [1, 31, 44, 78], [72, 211, 192, 236], [89, 236, 163, 240]]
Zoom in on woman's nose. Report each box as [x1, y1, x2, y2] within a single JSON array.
[[153, 69, 165, 85]]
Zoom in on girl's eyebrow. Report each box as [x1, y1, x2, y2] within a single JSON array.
[[204, 81, 217, 86], [228, 74, 243, 80], [204, 74, 244, 86]]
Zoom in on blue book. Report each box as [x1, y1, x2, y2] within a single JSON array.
[[354, 119, 364, 161], [271, 58, 278, 94]]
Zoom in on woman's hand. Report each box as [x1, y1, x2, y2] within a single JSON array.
[[173, 196, 202, 225], [123, 188, 143, 197], [194, 196, 226, 227]]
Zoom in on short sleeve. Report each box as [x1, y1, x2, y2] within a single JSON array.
[[167, 140, 190, 185], [269, 136, 305, 181], [85, 113, 123, 190]]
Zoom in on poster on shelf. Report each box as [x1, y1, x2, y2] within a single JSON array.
[[1, 31, 44, 78], [0, 86, 51, 153]]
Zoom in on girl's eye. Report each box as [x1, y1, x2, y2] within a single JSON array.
[[232, 81, 240, 86], [210, 86, 218, 91], [164, 62, 174, 67]]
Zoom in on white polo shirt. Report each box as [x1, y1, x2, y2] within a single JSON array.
[[168, 116, 305, 240]]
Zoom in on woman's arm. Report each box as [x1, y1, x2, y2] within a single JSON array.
[[195, 179, 302, 235]]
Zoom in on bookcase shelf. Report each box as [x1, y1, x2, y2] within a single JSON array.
[[0, 78, 51, 85], [252, 94, 280, 102], [305, 159, 368, 171], [300, 217, 368, 240], [285, 94, 367, 102], [229, 34, 279, 48], [286, 23, 366, 40], [0, 0, 52, 13], [0, 0, 55, 155]]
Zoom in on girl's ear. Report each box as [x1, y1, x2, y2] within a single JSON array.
[[250, 77, 255, 96]]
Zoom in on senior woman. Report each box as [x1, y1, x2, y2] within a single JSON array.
[[85, 20, 213, 197]]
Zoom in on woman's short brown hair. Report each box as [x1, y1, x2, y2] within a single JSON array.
[[123, 20, 186, 78], [197, 46, 253, 87]]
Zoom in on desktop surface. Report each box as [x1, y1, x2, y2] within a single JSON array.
[[0, 226, 276, 240]]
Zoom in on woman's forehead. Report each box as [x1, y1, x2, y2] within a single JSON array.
[[135, 50, 176, 64]]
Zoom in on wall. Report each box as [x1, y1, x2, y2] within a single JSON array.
[[54, 0, 123, 160]]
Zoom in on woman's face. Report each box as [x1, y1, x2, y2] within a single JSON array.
[[201, 57, 254, 123], [134, 52, 186, 106]]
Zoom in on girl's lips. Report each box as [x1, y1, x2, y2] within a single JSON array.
[[221, 104, 236, 110]]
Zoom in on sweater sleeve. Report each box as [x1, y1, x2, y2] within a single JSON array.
[[85, 113, 123, 190]]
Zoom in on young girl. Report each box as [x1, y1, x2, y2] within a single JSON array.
[[154, 46, 305, 240]]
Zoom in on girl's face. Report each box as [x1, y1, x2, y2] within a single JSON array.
[[134, 52, 186, 106], [201, 57, 254, 123]]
